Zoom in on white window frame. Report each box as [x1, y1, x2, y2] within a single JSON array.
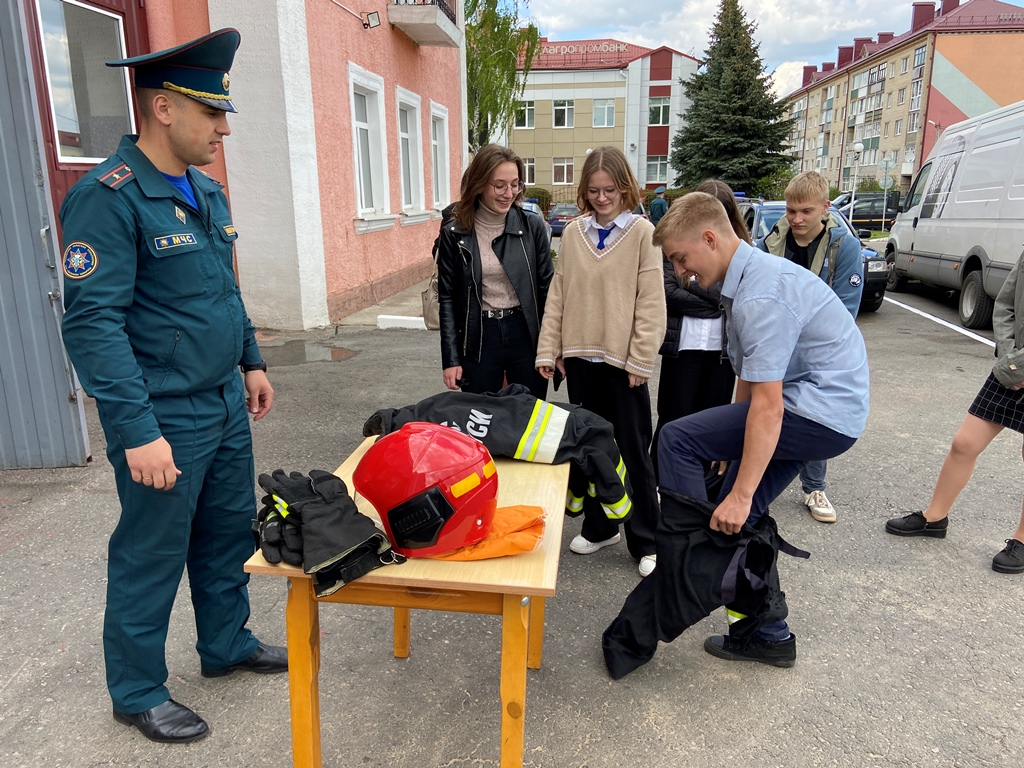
[[395, 86, 429, 226], [523, 157, 535, 186], [901, 56, 910, 73], [593, 99, 615, 128], [514, 100, 534, 129], [348, 63, 394, 232], [553, 100, 574, 129], [895, 119, 903, 136], [429, 101, 450, 210], [646, 155, 668, 184], [36, 0, 135, 164], [552, 157, 574, 185], [649, 96, 670, 126]]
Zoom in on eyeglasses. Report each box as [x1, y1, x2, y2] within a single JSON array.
[[489, 181, 523, 194]]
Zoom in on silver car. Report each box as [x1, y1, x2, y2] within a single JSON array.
[[521, 201, 553, 241]]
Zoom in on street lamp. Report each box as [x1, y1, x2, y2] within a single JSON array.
[[850, 141, 865, 230]]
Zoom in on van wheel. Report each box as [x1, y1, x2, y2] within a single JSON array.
[[885, 250, 907, 292], [959, 271, 994, 329]]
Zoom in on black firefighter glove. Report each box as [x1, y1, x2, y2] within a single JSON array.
[[301, 469, 399, 597], [256, 469, 321, 566]]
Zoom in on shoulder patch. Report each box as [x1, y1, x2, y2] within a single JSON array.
[[99, 164, 134, 190], [849, 273, 862, 287], [63, 241, 98, 279], [222, 224, 236, 237]]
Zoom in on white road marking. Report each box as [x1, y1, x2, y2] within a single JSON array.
[[884, 296, 995, 348]]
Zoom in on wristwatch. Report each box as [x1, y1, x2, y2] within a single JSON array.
[[240, 361, 268, 373]]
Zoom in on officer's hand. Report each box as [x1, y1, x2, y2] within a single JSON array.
[[709, 491, 751, 536], [443, 366, 462, 390], [244, 370, 274, 420], [125, 437, 181, 491]]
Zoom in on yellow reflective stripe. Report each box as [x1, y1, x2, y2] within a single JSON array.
[[587, 482, 597, 498], [482, 459, 496, 478], [272, 494, 291, 519], [726, 609, 747, 624], [531, 404, 570, 463], [565, 491, 584, 513], [602, 492, 632, 519], [616, 457, 627, 483], [525, 403, 555, 461], [450, 471, 481, 498], [514, 401, 545, 460]]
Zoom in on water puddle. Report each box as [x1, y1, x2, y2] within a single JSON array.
[[261, 341, 358, 367]]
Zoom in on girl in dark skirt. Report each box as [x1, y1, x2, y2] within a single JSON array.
[[886, 250, 1024, 573]]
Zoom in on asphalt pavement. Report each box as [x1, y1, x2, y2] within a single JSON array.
[[2, 280, 1023, 767]]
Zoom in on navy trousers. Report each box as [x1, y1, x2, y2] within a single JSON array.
[[100, 374, 259, 713]]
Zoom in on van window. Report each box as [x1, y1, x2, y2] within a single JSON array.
[[905, 162, 932, 210], [957, 118, 1019, 205]]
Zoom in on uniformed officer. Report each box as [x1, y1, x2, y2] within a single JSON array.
[[59, 29, 286, 744]]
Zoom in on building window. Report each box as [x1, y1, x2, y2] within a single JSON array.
[[553, 100, 574, 128], [884, 122, 890, 137], [396, 87, 423, 212], [593, 99, 615, 128], [914, 45, 926, 68], [349, 63, 389, 216], [895, 119, 903, 136], [429, 103, 450, 209], [649, 96, 670, 126], [908, 112, 919, 133], [514, 100, 534, 129], [553, 157, 574, 185], [898, 88, 906, 105], [901, 56, 910, 73], [886, 93, 892, 109], [646, 155, 668, 183], [523, 157, 535, 186], [38, 0, 134, 162], [910, 79, 922, 111], [889, 61, 896, 78]]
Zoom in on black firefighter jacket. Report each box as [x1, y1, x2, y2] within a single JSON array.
[[436, 205, 553, 368], [362, 384, 632, 522]]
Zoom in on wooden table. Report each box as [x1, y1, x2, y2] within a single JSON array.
[[245, 437, 569, 767]]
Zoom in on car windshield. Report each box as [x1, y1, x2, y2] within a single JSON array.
[[759, 205, 857, 241], [521, 202, 541, 215], [550, 205, 578, 217]]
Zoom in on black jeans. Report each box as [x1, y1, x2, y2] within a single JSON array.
[[460, 312, 547, 400], [564, 358, 659, 558]]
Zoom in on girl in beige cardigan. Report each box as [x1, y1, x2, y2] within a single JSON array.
[[536, 146, 666, 577]]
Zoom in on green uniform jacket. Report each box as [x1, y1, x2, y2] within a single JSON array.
[[60, 135, 263, 450]]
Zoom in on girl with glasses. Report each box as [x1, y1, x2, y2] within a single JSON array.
[[436, 144, 553, 399]]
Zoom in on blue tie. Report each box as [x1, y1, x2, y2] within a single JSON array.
[[596, 224, 616, 250]]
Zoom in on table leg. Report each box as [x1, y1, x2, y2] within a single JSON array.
[[393, 607, 411, 658], [526, 596, 544, 670], [499, 594, 529, 768], [286, 578, 323, 768]]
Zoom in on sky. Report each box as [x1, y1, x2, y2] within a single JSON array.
[[524, 0, 1024, 98]]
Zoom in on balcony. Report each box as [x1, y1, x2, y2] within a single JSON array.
[[388, 0, 463, 48]]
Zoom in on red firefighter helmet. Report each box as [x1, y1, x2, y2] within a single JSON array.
[[352, 422, 498, 558]]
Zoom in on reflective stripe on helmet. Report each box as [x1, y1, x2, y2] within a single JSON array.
[[450, 471, 481, 498]]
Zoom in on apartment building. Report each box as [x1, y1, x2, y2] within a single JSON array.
[[783, 0, 1024, 194], [503, 38, 699, 199]]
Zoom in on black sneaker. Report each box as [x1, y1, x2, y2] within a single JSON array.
[[703, 633, 796, 668], [992, 539, 1024, 574], [885, 511, 948, 538]]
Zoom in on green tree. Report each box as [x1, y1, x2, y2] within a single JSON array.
[[466, 0, 540, 151], [670, 0, 793, 192]]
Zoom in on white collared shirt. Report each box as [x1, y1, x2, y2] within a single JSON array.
[[582, 210, 637, 256]]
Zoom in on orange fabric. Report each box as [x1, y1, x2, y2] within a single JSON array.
[[430, 505, 545, 561]]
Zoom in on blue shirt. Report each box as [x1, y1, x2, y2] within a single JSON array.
[[720, 241, 870, 438]]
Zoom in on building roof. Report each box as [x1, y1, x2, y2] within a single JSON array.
[[525, 37, 690, 71], [793, 0, 1024, 95]]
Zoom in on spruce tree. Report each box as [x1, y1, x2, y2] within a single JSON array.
[[670, 0, 792, 193]]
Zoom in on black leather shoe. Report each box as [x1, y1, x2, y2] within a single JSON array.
[[885, 511, 948, 538], [993, 539, 1024, 574], [113, 699, 209, 743], [703, 633, 797, 668], [201, 641, 288, 678]]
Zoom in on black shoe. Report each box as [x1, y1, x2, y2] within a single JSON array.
[[992, 539, 1024, 574], [201, 642, 288, 678], [703, 633, 797, 668], [113, 699, 209, 743], [885, 511, 948, 538]]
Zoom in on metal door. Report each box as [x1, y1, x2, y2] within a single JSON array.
[[1, 0, 89, 468]]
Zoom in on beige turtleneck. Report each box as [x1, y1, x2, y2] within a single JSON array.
[[475, 205, 520, 310]]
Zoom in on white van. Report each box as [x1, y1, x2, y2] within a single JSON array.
[[885, 99, 1024, 328]]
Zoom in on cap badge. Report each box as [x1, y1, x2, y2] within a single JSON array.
[[223, 72, 230, 91]]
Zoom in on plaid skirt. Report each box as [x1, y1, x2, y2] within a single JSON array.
[[968, 372, 1024, 433]]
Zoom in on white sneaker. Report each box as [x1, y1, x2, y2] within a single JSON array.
[[569, 532, 621, 554], [638, 555, 657, 577], [804, 490, 837, 523]]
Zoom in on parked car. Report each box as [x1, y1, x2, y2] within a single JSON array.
[[520, 201, 553, 241], [830, 190, 900, 211], [838, 197, 901, 232], [886, 99, 1024, 329], [738, 200, 888, 313], [547, 203, 580, 237]]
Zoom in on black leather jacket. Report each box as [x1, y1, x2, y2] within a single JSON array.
[[658, 258, 725, 357], [436, 205, 553, 369]]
